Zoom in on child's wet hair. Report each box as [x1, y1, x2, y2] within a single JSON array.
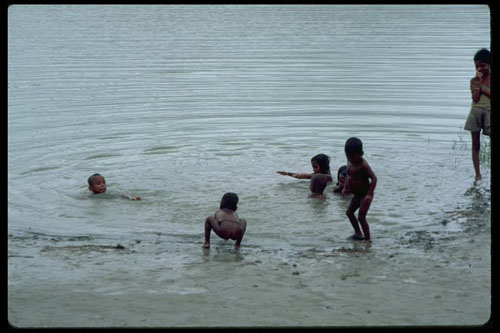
[[345, 137, 363, 155], [474, 48, 491, 64], [88, 173, 103, 186], [220, 192, 239, 211], [311, 153, 331, 174]]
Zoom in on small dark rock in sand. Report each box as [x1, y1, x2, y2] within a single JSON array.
[[115, 244, 125, 250]]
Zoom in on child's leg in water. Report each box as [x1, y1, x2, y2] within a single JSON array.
[[234, 219, 247, 250], [357, 196, 372, 242], [203, 216, 225, 248], [346, 195, 363, 239]]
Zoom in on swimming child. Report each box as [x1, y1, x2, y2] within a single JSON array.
[[203, 192, 247, 250], [464, 48, 491, 181], [277, 153, 333, 198], [87, 173, 142, 200], [333, 165, 347, 194], [342, 138, 377, 243]]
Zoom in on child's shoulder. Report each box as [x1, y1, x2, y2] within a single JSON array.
[[361, 158, 372, 167], [312, 172, 331, 180], [312, 172, 327, 177]]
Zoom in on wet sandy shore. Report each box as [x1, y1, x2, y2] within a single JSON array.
[[8, 198, 490, 328]]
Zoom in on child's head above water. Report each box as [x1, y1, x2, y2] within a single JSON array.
[[220, 192, 238, 211], [311, 153, 331, 174], [344, 137, 364, 161], [88, 173, 106, 194]]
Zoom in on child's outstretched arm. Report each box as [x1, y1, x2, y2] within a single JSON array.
[[277, 171, 295, 177], [276, 171, 312, 179]]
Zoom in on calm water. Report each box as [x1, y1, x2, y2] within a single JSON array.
[[8, 5, 491, 327]]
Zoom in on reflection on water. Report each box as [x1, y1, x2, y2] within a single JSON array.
[[203, 247, 246, 263]]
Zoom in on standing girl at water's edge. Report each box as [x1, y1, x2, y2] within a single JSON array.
[[464, 48, 491, 181]]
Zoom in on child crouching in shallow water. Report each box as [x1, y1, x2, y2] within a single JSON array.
[[87, 173, 142, 200], [277, 153, 333, 199], [203, 192, 247, 250], [342, 138, 377, 243]]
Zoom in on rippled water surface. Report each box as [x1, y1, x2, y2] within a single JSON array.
[[8, 5, 491, 327]]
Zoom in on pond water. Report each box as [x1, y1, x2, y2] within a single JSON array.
[[8, 5, 491, 327]]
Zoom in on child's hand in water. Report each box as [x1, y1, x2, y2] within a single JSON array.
[[120, 193, 142, 201]]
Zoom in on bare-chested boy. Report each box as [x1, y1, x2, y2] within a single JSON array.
[[203, 192, 247, 250], [342, 138, 377, 243]]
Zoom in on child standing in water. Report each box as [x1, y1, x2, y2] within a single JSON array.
[[342, 138, 377, 243], [277, 153, 333, 198], [203, 192, 247, 250], [464, 48, 491, 181]]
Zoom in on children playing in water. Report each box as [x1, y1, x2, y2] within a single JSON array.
[[203, 192, 247, 250], [277, 153, 333, 198], [87, 173, 142, 200], [464, 48, 491, 181], [342, 138, 377, 243]]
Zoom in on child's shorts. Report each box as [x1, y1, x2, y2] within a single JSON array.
[[464, 106, 490, 136]]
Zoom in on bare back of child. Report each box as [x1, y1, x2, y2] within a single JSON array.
[[309, 173, 330, 200], [203, 193, 247, 250]]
